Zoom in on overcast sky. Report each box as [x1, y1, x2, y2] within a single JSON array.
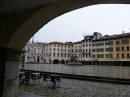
[[33, 4, 130, 43]]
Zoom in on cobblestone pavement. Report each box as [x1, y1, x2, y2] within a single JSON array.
[[19, 78, 130, 97], [18, 90, 44, 97]]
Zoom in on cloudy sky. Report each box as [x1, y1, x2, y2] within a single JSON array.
[[33, 4, 130, 43]]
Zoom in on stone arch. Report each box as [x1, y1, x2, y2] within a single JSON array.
[[61, 60, 65, 64], [1, 1, 130, 97], [66, 60, 70, 64], [53, 59, 60, 64], [6, 0, 129, 50]]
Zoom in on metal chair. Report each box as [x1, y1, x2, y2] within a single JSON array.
[[50, 75, 61, 88]]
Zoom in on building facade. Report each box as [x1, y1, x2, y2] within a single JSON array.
[[92, 39, 113, 61], [72, 42, 82, 62], [24, 42, 45, 63], [91, 33, 130, 64], [24, 32, 130, 65], [44, 42, 72, 64], [81, 36, 93, 62]]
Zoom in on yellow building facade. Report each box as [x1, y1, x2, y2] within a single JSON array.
[[112, 37, 130, 61], [92, 33, 130, 61]]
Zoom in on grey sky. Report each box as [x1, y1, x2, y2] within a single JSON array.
[[34, 4, 130, 42]]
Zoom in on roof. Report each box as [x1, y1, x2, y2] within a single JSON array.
[[93, 33, 130, 42], [73, 41, 82, 44], [47, 41, 63, 44]]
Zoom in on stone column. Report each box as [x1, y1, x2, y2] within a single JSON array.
[[0, 48, 22, 97]]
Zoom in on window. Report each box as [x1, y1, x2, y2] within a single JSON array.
[[92, 49, 95, 52], [105, 54, 113, 58], [53, 53, 55, 57], [97, 54, 104, 58], [79, 49, 82, 53], [122, 46, 124, 51], [122, 54, 124, 58], [96, 42, 104, 46], [127, 54, 130, 58], [92, 55, 96, 58], [121, 38, 129, 44], [83, 54, 85, 58], [105, 41, 113, 45], [127, 46, 129, 51], [86, 54, 87, 58], [105, 48, 113, 52], [96, 48, 104, 52], [92, 43, 96, 46], [116, 40, 120, 45], [116, 47, 120, 51], [92, 42, 104, 46], [57, 53, 59, 57], [109, 48, 113, 52], [105, 48, 109, 52], [83, 49, 85, 53], [117, 53, 119, 58]]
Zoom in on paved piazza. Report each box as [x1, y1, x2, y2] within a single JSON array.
[[19, 78, 130, 97], [24, 64, 130, 79]]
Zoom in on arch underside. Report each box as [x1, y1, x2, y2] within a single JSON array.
[[1, 0, 130, 50]]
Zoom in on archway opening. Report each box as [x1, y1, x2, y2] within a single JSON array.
[[53, 59, 59, 64], [23, 4, 130, 79], [61, 60, 65, 64], [18, 4, 130, 97]]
